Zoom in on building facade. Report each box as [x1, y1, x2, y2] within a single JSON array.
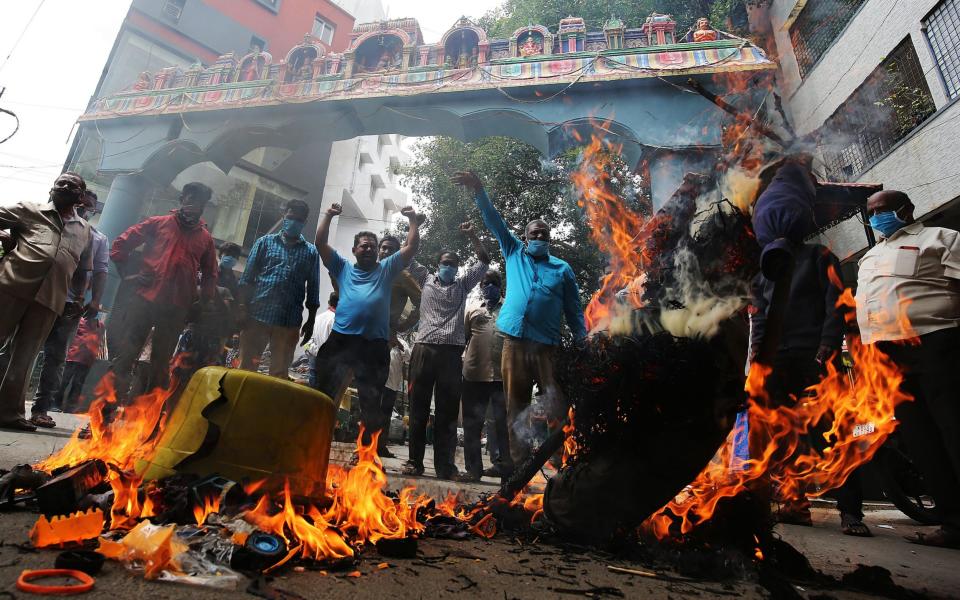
[[762, 0, 960, 262]]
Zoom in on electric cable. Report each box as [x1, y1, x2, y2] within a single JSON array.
[[0, 0, 47, 75]]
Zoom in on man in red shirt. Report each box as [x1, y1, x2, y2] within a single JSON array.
[[109, 182, 218, 400]]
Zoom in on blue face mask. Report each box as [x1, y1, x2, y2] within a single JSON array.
[[869, 210, 907, 238], [482, 283, 501, 304], [526, 239, 549, 257], [437, 264, 457, 284], [220, 255, 238, 270], [281, 218, 305, 238]]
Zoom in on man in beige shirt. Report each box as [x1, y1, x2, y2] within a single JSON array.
[[856, 189, 960, 549], [0, 172, 92, 431]]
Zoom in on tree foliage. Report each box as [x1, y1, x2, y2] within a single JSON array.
[[476, 0, 719, 40]]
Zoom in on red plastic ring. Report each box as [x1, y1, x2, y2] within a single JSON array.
[[16, 569, 95, 595]]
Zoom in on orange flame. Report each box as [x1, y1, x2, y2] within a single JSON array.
[[644, 290, 912, 537], [570, 129, 647, 331]]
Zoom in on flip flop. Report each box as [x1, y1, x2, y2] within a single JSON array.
[[0, 418, 38, 432], [841, 513, 873, 537], [905, 529, 960, 549]]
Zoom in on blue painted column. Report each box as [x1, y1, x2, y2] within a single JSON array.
[[96, 173, 151, 311]]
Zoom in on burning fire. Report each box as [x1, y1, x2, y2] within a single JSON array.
[[644, 287, 913, 537]]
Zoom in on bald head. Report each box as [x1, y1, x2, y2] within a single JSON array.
[[867, 190, 914, 222]]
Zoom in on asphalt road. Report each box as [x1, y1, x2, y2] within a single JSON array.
[[1, 409, 958, 598]]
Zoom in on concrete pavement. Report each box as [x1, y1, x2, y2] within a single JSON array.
[[1, 405, 959, 598]]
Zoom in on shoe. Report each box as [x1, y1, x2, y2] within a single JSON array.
[[777, 507, 813, 526], [29, 413, 56, 429], [436, 466, 460, 481], [377, 448, 396, 459], [48, 407, 63, 413], [455, 472, 481, 483], [840, 513, 872, 537], [78, 424, 92, 439], [401, 462, 424, 476], [483, 464, 514, 478], [0, 418, 37, 432]]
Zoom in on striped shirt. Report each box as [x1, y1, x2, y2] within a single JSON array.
[[415, 261, 488, 346], [240, 232, 321, 328]]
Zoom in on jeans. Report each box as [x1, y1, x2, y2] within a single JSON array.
[[407, 343, 463, 475], [60, 361, 92, 413], [32, 309, 82, 414], [312, 332, 389, 447]]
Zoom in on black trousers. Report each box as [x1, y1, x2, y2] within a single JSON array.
[[879, 328, 960, 532], [60, 361, 92, 413], [312, 332, 389, 447], [461, 380, 512, 478], [407, 343, 463, 475], [767, 349, 864, 518], [379, 387, 398, 450]]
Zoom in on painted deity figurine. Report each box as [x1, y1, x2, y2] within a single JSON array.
[[298, 57, 314, 81], [133, 72, 152, 91], [686, 17, 719, 43], [241, 50, 263, 81], [519, 34, 543, 57]]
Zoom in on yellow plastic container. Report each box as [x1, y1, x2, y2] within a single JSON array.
[[136, 367, 336, 498]]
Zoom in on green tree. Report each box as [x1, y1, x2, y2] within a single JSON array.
[[476, 0, 720, 40]]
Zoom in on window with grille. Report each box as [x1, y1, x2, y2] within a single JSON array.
[[790, 0, 868, 79], [821, 39, 936, 181], [162, 0, 186, 24], [924, 0, 960, 99], [312, 15, 336, 45]]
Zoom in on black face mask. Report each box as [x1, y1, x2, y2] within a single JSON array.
[[177, 208, 201, 227]]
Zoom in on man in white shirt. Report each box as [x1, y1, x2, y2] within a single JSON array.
[[856, 190, 960, 549], [306, 293, 338, 382]]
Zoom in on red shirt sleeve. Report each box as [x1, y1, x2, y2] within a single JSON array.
[[110, 217, 156, 263]]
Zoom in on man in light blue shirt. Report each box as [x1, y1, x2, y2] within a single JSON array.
[[453, 171, 586, 466], [312, 202, 419, 447]]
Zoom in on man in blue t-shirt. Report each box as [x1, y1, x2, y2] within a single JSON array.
[[453, 171, 586, 467], [311, 202, 420, 447]]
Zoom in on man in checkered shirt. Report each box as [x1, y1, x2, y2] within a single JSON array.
[[238, 199, 320, 379], [402, 222, 490, 479]]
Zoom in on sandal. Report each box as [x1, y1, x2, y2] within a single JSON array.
[[29, 414, 56, 429], [840, 513, 873, 537], [401, 462, 424, 476], [0, 418, 38, 432], [904, 529, 960, 549]]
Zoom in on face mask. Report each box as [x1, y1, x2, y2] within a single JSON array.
[[526, 239, 549, 257], [437, 264, 457, 284], [482, 284, 501, 304], [869, 210, 907, 238], [281, 218, 305, 238], [177, 209, 200, 227], [220, 255, 238, 269]]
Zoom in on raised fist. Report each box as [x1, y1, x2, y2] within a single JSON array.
[[327, 203, 342, 217], [452, 171, 482, 191]]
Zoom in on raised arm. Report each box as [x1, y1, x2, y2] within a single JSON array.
[[452, 171, 519, 253], [315, 203, 341, 268], [459, 221, 490, 264], [397, 205, 420, 267]]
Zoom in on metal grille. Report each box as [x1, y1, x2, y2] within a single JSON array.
[[924, 0, 960, 99], [790, 0, 868, 79], [823, 40, 936, 181]]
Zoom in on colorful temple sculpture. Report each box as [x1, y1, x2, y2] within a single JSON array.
[[88, 13, 769, 120]]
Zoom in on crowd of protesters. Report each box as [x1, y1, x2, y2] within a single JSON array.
[[1, 163, 958, 550]]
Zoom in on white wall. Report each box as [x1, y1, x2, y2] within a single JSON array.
[[768, 0, 960, 260], [333, 0, 387, 25]]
